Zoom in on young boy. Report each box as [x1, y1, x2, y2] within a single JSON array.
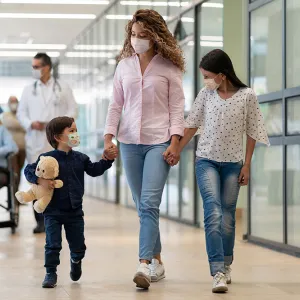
[[24, 116, 116, 288]]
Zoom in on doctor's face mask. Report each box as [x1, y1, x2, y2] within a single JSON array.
[[32, 58, 51, 80]]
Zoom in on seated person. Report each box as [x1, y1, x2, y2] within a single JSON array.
[[0, 120, 18, 188]]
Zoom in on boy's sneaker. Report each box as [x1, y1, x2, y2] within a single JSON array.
[[225, 265, 232, 284], [150, 259, 165, 282], [133, 263, 151, 289], [212, 272, 228, 293], [70, 259, 82, 281], [42, 273, 57, 288]]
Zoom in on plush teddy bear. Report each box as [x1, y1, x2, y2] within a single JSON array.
[[15, 156, 63, 213]]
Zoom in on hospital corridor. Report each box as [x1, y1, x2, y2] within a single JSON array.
[[0, 197, 299, 300]]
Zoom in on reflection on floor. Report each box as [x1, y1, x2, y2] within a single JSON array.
[[0, 198, 300, 300]]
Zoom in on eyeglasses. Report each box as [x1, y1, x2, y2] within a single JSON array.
[[32, 64, 45, 70]]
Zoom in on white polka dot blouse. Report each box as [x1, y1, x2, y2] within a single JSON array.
[[185, 87, 270, 162]]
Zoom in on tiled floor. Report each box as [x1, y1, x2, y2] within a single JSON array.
[[0, 198, 300, 300]]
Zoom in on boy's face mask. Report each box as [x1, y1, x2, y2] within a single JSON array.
[[64, 132, 80, 148]]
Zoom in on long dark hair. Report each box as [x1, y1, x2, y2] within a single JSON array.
[[199, 49, 247, 88]]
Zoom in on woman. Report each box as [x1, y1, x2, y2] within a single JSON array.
[[103, 9, 185, 289], [165, 49, 269, 293], [1, 96, 26, 189]]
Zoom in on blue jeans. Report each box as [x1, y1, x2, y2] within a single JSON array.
[[195, 158, 242, 276], [44, 214, 86, 273], [120, 142, 170, 261]]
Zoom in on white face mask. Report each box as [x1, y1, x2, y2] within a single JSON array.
[[131, 37, 151, 54], [64, 132, 80, 148], [9, 103, 18, 112], [204, 74, 221, 91], [32, 69, 42, 80]]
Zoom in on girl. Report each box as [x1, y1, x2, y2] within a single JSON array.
[[165, 49, 269, 293]]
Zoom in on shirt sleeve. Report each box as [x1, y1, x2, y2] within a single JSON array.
[[24, 156, 40, 184], [104, 63, 124, 137], [84, 154, 114, 177], [0, 127, 18, 156], [17, 87, 32, 131], [185, 88, 206, 135], [245, 88, 270, 146], [168, 67, 185, 137]]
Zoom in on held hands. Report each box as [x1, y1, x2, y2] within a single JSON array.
[[163, 143, 180, 167], [103, 141, 118, 161], [238, 165, 250, 186]]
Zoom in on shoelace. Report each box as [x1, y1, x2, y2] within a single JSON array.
[[214, 273, 225, 284]]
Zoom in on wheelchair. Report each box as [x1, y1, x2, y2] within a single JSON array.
[[0, 153, 19, 234]]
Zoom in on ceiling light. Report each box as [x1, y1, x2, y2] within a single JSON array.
[[0, 13, 96, 19], [200, 36, 223, 42], [65, 52, 113, 58], [0, 51, 60, 57], [73, 45, 122, 51], [120, 1, 189, 7], [202, 2, 223, 8], [187, 41, 223, 47], [106, 14, 168, 20], [1, 0, 109, 3], [0, 44, 66, 50], [105, 15, 132, 20], [181, 17, 194, 23]]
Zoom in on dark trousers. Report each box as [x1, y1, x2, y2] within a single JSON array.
[[44, 214, 86, 273]]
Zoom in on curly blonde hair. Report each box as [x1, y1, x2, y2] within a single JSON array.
[[118, 9, 185, 72]]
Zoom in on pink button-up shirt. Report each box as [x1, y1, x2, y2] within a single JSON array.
[[104, 54, 185, 145]]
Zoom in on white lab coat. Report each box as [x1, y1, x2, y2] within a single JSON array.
[[17, 77, 77, 164]]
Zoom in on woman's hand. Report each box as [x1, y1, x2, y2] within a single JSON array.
[[103, 146, 118, 160], [238, 165, 250, 186], [163, 138, 180, 166], [103, 135, 118, 160]]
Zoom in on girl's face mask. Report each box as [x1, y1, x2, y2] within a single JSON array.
[[204, 73, 222, 91]]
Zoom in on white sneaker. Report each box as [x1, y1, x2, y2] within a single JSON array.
[[225, 265, 232, 284], [150, 259, 165, 282], [212, 272, 228, 293], [133, 263, 151, 289]]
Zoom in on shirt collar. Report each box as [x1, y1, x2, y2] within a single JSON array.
[[38, 76, 54, 87], [54, 149, 73, 156]]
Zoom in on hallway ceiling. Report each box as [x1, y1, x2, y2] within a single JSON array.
[[0, 1, 109, 59]]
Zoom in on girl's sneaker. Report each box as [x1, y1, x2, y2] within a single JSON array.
[[225, 265, 232, 284], [212, 272, 228, 293]]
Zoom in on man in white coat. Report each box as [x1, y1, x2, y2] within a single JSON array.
[[17, 53, 77, 234]]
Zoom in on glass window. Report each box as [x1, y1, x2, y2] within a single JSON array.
[[197, 0, 223, 91], [287, 97, 300, 135], [181, 140, 195, 221], [181, 10, 195, 111], [260, 101, 282, 136], [250, 0, 282, 95], [287, 145, 300, 247], [167, 165, 179, 218], [250, 146, 283, 243], [286, 0, 300, 88]]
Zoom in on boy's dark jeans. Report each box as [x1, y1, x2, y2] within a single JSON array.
[[44, 214, 86, 273]]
